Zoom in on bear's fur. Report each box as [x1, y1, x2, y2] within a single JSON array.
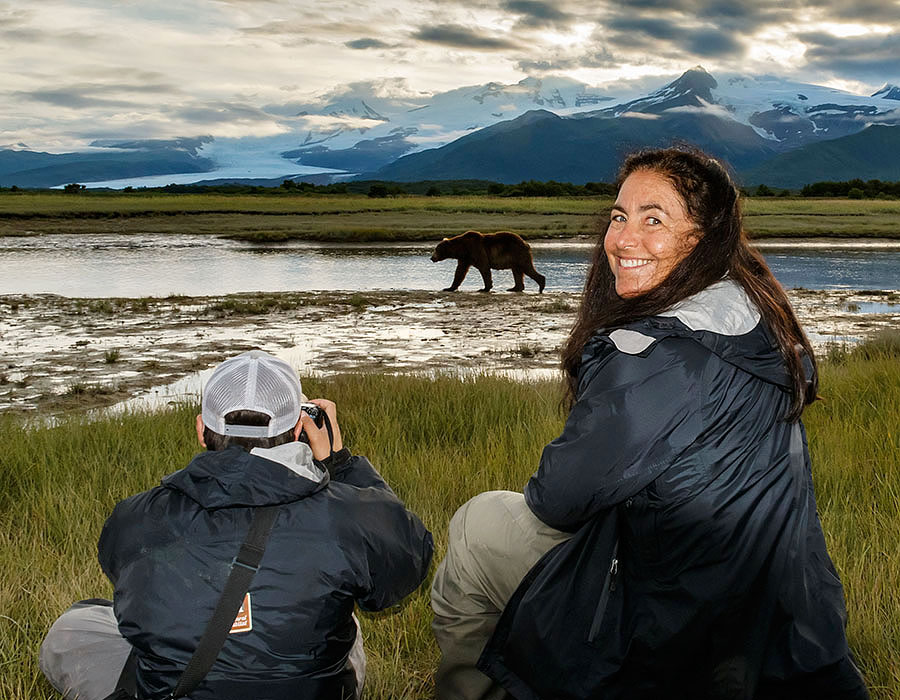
[[430, 230, 546, 293]]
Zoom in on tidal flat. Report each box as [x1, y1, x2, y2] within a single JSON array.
[[1, 288, 898, 416]]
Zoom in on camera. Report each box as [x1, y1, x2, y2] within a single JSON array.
[[298, 403, 326, 443]]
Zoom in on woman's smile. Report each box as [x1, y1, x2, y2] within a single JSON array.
[[604, 170, 699, 298], [617, 258, 653, 269]]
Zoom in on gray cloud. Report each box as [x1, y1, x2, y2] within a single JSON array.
[[606, 16, 682, 41], [345, 37, 393, 49], [818, 0, 900, 23], [0, 4, 33, 27], [596, 0, 793, 34], [15, 89, 134, 109], [91, 82, 177, 95], [686, 29, 743, 57], [604, 15, 745, 59], [501, 0, 574, 28], [1, 26, 103, 48], [517, 44, 618, 74], [579, 47, 620, 68], [12, 81, 179, 110], [517, 58, 580, 72], [800, 31, 900, 81], [169, 101, 277, 124], [242, 16, 379, 39], [413, 24, 520, 50], [594, 0, 776, 11], [698, 0, 779, 21], [242, 19, 311, 35], [0, 27, 44, 42]]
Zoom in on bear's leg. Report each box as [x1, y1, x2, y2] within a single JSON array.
[[477, 266, 493, 293], [507, 270, 525, 292], [445, 261, 470, 291], [526, 265, 546, 293]]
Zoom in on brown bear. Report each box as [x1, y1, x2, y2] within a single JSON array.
[[430, 230, 546, 293]]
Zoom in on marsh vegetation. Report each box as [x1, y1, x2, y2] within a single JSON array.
[[1, 192, 899, 240], [1, 332, 898, 698]]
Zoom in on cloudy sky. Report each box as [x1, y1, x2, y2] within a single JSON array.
[[2, 0, 899, 151]]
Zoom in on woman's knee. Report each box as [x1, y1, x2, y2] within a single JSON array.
[[447, 491, 524, 556]]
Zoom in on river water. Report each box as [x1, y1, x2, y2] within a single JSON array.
[[1, 234, 898, 297]]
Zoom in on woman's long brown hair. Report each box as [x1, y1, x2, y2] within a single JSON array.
[[561, 147, 817, 421]]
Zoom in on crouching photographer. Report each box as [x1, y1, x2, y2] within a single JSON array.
[[40, 350, 434, 700]]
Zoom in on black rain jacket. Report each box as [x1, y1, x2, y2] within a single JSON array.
[[479, 280, 851, 699], [99, 442, 433, 700]]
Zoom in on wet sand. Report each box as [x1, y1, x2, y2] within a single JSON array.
[[1, 288, 898, 416]]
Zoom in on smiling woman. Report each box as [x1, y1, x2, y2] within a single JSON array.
[[430, 147, 871, 700]]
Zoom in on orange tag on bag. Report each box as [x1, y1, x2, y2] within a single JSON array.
[[230, 593, 252, 633]]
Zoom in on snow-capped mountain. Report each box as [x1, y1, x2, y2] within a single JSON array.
[[367, 67, 900, 187], [276, 75, 624, 174], [873, 84, 900, 101], [1, 67, 898, 188], [287, 66, 900, 171], [585, 67, 900, 148]]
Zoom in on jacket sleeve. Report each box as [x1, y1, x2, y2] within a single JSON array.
[[342, 473, 434, 612], [330, 454, 397, 493], [525, 337, 707, 531], [97, 507, 120, 584], [97, 496, 143, 585]]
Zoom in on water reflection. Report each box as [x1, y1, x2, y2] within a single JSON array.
[[1, 234, 898, 297], [758, 248, 900, 291], [844, 301, 900, 313]]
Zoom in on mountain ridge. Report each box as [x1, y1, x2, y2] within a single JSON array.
[[2, 68, 899, 188]]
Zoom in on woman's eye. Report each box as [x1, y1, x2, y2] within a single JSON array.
[[646, 216, 661, 225], [610, 213, 626, 223]]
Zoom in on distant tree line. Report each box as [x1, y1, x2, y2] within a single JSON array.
[[745, 184, 792, 198], [3, 177, 899, 199], [488, 180, 617, 197], [363, 179, 616, 198], [798, 179, 900, 199], [136, 178, 616, 198], [739, 180, 900, 199]]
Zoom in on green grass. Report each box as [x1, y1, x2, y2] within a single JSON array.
[[1, 192, 899, 240], [0, 192, 603, 217], [804, 341, 900, 698], [1, 350, 898, 698]]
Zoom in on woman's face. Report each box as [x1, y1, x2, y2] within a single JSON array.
[[604, 169, 699, 298]]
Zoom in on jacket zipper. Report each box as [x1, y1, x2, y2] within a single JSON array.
[[587, 541, 619, 642]]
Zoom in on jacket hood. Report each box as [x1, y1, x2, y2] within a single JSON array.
[[602, 279, 793, 389], [163, 442, 328, 509]]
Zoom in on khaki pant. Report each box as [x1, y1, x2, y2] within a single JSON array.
[[40, 599, 366, 699], [430, 491, 571, 700]]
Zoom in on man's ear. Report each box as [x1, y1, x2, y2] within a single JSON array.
[[196, 414, 207, 447]]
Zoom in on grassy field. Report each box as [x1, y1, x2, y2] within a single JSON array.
[[1, 343, 898, 698], [1, 191, 898, 240]]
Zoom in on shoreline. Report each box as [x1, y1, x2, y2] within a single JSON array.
[[749, 237, 900, 249], [3, 232, 900, 245], [1, 288, 898, 418]]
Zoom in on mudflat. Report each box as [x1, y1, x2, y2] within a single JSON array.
[[2, 288, 898, 416]]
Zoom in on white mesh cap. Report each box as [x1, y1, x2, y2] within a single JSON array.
[[201, 350, 303, 439]]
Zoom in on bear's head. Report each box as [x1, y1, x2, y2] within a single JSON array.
[[430, 237, 451, 262]]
